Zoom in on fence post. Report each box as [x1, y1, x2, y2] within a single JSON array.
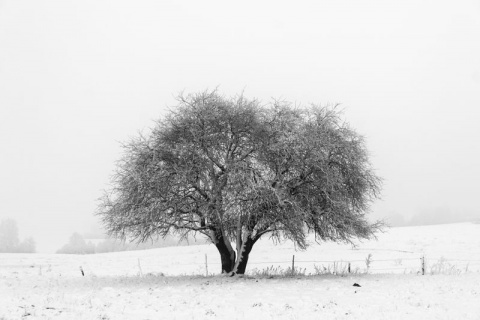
[[138, 258, 143, 277], [205, 254, 208, 276], [421, 256, 425, 275], [348, 262, 351, 274], [292, 255, 295, 275]]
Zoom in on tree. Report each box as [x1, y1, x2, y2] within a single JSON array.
[[0, 219, 36, 253], [0, 219, 20, 252], [98, 90, 382, 275]]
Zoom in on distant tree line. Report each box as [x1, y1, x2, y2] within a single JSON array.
[[56, 232, 207, 254], [56, 233, 96, 254], [0, 219, 36, 253], [387, 208, 480, 227]]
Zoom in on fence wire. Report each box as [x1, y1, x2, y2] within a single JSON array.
[[181, 253, 480, 275]]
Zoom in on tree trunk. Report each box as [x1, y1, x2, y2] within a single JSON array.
[[215, 241, 236, 273], [232, 235, 255, 275], [211, 228, 236, 273]]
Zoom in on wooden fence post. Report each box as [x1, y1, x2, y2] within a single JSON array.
[[421, 256, 425, 275], [205, 254, 208, 276], [292, 255, 295, 275], [138, 258, 143, 277]]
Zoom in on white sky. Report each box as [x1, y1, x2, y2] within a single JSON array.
[[1, 0, 479, 252]]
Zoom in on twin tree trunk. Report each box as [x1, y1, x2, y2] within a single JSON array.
[[232, 236, 255, 274], [211, 229, 256, 275]]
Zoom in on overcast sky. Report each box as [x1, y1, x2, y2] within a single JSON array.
[[1, 0, 479, 252]]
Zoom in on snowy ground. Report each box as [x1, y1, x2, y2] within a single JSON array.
[[1, 222, 480, 319]]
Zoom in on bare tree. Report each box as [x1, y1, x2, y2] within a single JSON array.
[[0, 219, 20, 252], [98, 90, 382, 275]]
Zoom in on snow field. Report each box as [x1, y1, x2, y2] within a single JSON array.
[[1, 222, 480, 319]]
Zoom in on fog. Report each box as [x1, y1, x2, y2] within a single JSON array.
[[1, 0, 479, 252]]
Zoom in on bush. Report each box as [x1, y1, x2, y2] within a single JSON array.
[[56, 233, 95, 254], [17, 237, 36, 253]]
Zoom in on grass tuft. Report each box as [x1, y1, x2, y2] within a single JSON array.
[[429, 257, 463, 275], [248, 265, 307, 278], [247, 261, 365, 278]]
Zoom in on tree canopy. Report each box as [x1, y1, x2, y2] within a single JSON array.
[[98, 90, 382, 274]]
